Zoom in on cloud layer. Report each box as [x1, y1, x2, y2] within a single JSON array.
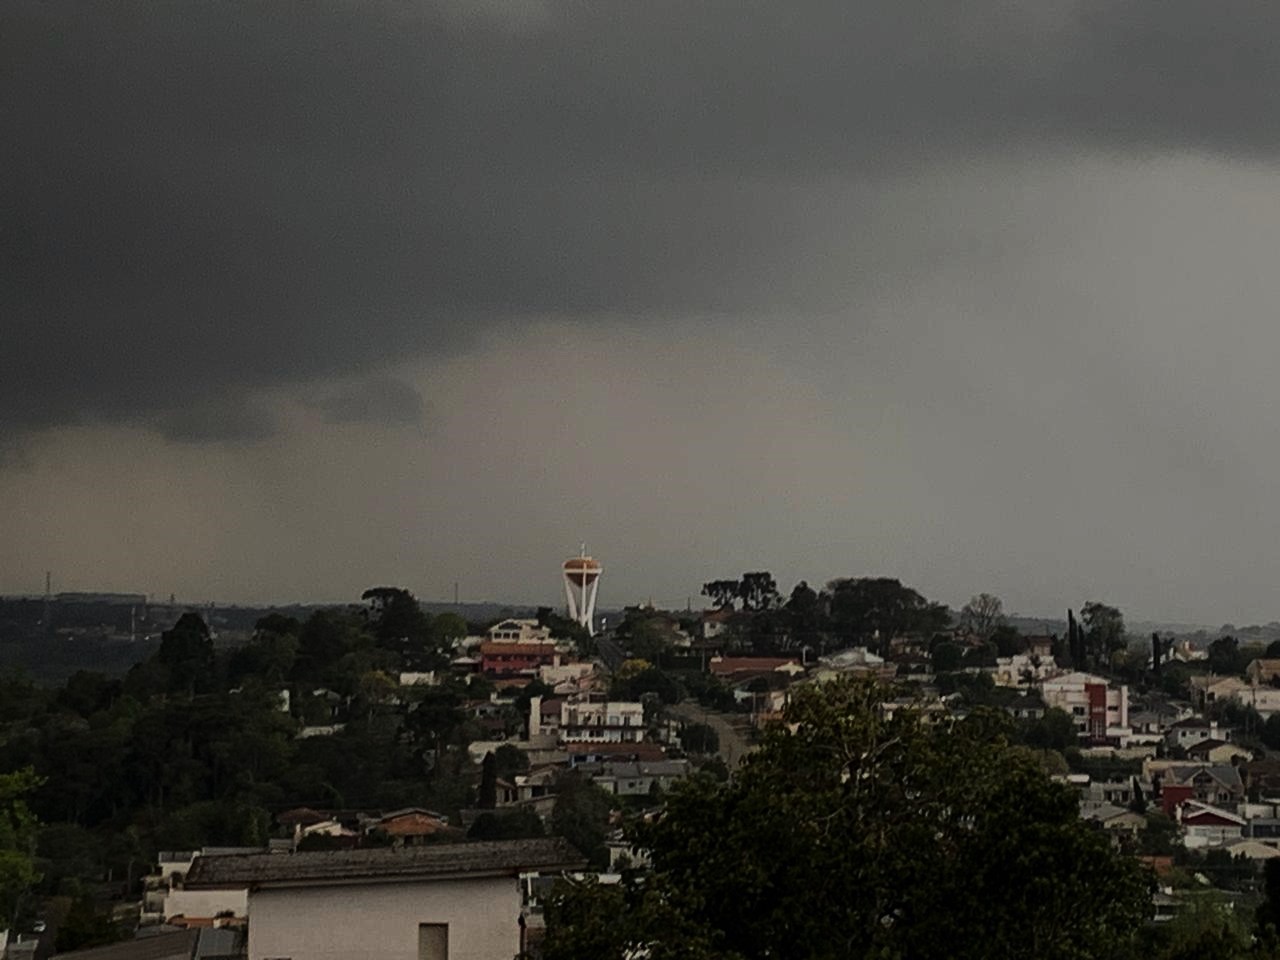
[[7, 3, 1280, 623], [5, 1, 1280, 440]]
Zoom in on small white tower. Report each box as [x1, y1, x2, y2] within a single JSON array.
[[562, 547, 602, 636]]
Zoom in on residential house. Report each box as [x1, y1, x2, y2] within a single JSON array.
[[1084, 779, 1137, 808], [809, 648, 895, 684], [1081, 803, 1145, 844], [488, 619, 553, 644], [1233, 685, 1280, 719], [1226, 840, 1280, 860], [480, 643, 559, 679], [1128, 699, 1192, 735], [1188, 674, 1250, 709], [1004, 692, 1046, 721], [374, 809, 463, 845], [580, 760, 691, 797], [528, 696, 563, 739], [143, 849, 256, 927], [708, 656, 805, 684], [566, 741, 668, 766], [1180, 801, 1246, 849], [1170, 638, 1207, 663], [993, 654, 1058, 689], [1186, 739, 1248, 765], [559, 697, 645, 744], [538, 662, 596, 694], [1248, 659, 1280, 687], [1166, 764, 1244, 810], [50, 928, 244, 960], [1039, 672, 1130, 743], [1165, 718, 1231, 752], [184, 838, 584, 960], [1024, 635, 1055, 659]]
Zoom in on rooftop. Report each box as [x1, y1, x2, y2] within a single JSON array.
[[184, 838, 583, 890]]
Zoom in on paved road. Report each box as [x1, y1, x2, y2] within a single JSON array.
[[595, 634, 627, 672], [670, 702, 755, 769]]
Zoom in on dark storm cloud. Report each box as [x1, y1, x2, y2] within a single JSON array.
[[4, 0, 1280, 441], [153, 397, 277, 444], [313, 377, 425, 427]]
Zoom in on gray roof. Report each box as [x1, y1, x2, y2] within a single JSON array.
[[1172, 764, 1243, 789], [184, 838, 584, 890], [52, 930, 198, 960]]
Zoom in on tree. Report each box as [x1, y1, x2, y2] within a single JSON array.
[[931, 641, 964, 674], [1080, 601, 1125, 669], [551, 772, 614, 870], [362, 587, 441, 668], [679, 722, 720, 755], [784, 581, 824, 649], [611, 667, 680, 705], [1020, 707, 1077, 752], [544, 678, 1151, 960], [959, 593, 1004, 638], [156, 612, 215, 695], [0, 769, 41, 931], [701, 580, 741, 610], [989, 624, 1024, 658], [467, 808, 544, 841], [1257, 857, 1280, 947], [825, 578, 950, 655], [1208, 636, 1248, 677], [478, 752, 498, 809], [55, 897, 124, 953], [738, 572, 779, 612], [493, 743, 529, 781]]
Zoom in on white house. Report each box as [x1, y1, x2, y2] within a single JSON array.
[[1180, 801, 1246, 849], [1039, 672, 1130, 742], [184, 839, 583, 960], [488, 619, 553, 644], [993, 654, 1059, 688], [559, 697, 645, 744], [1165, 718, 1231, 751]]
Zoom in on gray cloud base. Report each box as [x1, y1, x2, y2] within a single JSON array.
[[4, 1, 1280, 440]]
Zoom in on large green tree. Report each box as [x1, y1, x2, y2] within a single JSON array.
[[1080, 601, 1126, 670], [825, 577, 950, 654], [156, 612, 215, 695], [544, 678, 1151, 960], [0, 768, 41, 930]]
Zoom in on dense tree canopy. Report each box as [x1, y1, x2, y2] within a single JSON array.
[[544, 678, 1151, 960], [825, 577, 950, 654], [0, 768, 41, 929]]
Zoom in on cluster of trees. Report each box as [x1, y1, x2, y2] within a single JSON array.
[[700, 574, 951, 656], [0, 588, 531, 943], [543, 677, 1154, 960]]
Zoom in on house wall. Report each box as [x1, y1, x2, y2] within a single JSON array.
[[248, 876, 520, 960], [163, 888, 248, 922], [1184, 823, 1243, 848], [559, 702, 645, 743]]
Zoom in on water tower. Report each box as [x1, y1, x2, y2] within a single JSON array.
[[562, 548, 602, 636]]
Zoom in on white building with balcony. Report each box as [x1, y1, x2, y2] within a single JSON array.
[[559, 697, 645, 743]]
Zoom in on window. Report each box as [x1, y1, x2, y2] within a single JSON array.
[[419, 923, 448, 960]]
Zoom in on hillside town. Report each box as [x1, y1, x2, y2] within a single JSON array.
[[6, 568, 1280, 958]]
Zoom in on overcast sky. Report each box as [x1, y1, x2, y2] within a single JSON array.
[[5, 1, 1280, 624]]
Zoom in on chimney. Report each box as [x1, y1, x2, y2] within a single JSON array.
[[528, 695, 542, 739]]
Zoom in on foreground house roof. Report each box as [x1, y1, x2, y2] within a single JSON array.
[[184, 838, 584, 890], [52, 928, 241, 960]]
